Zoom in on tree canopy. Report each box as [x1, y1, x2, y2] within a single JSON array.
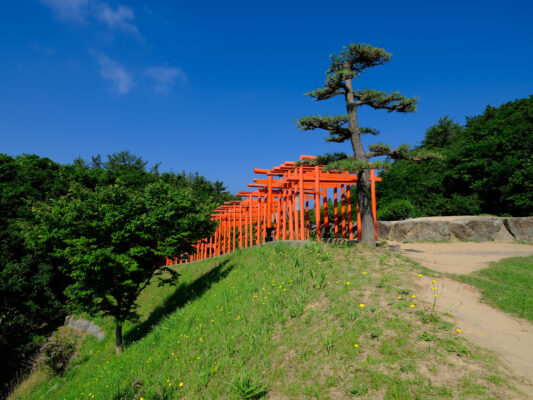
[[29, 179, 215, 353], [377, 96, 533, 219], [0, 151, 233, 391]]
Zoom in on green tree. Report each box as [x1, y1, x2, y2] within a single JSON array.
[[297, 43, 429, 244], [378, 96, 533, 217], [448, 97, 533, 216], [30, 180, 215, 354], [0, 154, 71, 395], [421, 116, 463, 149]]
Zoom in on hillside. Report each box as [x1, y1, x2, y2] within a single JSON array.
[[11, 243, 528, 399]]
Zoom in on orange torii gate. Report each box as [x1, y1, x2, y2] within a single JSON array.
[[167, 155, 381, 264]]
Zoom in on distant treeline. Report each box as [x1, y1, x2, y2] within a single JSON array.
[[0, 151, 234, 395], [377, 96, 533, 220]]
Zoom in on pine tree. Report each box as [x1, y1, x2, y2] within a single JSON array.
[[297, 42, 430, 245]]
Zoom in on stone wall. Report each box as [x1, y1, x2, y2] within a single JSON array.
[[377, 216, 533, 243], [64, 316, 105, 341]]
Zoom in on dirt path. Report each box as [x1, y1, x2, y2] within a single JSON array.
[[386, 241, 533, 275], [386, 242, 533, 393]]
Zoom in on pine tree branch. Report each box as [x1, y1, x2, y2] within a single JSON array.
[[360, 127, 380, 135], [305, 86, 343, 101], [296, 115, 349, 131], [327, 43, 392, 75], [297, 115, 350, 135], [297, 115, 379, 143], [325, 126, 379, 142], [354, 89, 418, 113], [298, 153, 391, 172], [325, 131, 351, 143], [366, 143, 442, 161], [308, 44, 391, 101], [296, 152, 348, 166]]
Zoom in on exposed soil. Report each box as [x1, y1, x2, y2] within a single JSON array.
[[387, 241, 533, 395], [386, 241, 533, 275]]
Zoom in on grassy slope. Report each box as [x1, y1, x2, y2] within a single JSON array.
[[11, 243, 527, 399], [454, 255, 533, 322]]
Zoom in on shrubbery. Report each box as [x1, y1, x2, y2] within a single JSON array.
[[40, 331, 77, 375], [378, 199, 419, 221]]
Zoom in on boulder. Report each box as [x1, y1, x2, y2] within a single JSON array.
[[448, 217, 503, 241], [494, 224, 516, 242], [377, 221, 392, 239], [504, 217, 533, 242], [389, 219, 451, 242]]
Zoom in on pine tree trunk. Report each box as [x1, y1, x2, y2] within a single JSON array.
[[115, 322, 123, 355], [344, 72, 376, 246], [356, 170, 376, 245]]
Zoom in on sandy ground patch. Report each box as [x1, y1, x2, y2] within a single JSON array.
[[386, 241, 533, 274], [386, 241, 533, 394]]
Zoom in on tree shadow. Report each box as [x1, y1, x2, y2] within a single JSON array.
[[382, 244, 423, 253], [124, 259, 233, 344]]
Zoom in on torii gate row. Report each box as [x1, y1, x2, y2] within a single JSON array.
[[166, 155, 381, 264]]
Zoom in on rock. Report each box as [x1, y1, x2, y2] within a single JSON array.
[[494, 224, 515, 242], [448, 217, 503, 241], [64, 316, 105, 341], [504, 217, 533, 242], [389, 219, 451, 242], [377, 221, 392, 239]]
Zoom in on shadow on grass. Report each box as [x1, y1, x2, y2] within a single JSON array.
[[124, 259, 233, 344]]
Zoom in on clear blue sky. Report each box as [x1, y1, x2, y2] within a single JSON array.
[[1, 0, 532, 193]]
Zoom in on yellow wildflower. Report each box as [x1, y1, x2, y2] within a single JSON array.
[[410, 304, 415, 308], [353, 344, 359, 348], [456, 329, 462, 333], [359, 303, 365, 308]]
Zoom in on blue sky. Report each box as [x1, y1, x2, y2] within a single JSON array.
[[1, 0, 532, 193]]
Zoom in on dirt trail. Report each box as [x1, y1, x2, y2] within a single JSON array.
[[387, 241, 533, 275], [387, 242, 533, 393]]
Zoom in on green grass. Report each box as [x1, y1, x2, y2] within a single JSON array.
[[454, 255, 533, 322], [10, 243, 526, 399]]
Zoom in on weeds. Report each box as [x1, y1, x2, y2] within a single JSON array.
[[232, 373, 267, 399]]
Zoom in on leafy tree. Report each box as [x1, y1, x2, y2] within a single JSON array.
[[30, 180, 215, 354], [378, 96, 533, 217], [0, 151, 232, 390], [0, 154, 71, 395], [448, 97, 533, 216], [296, 43, 432, 244], [421, 116, 462, 149]]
